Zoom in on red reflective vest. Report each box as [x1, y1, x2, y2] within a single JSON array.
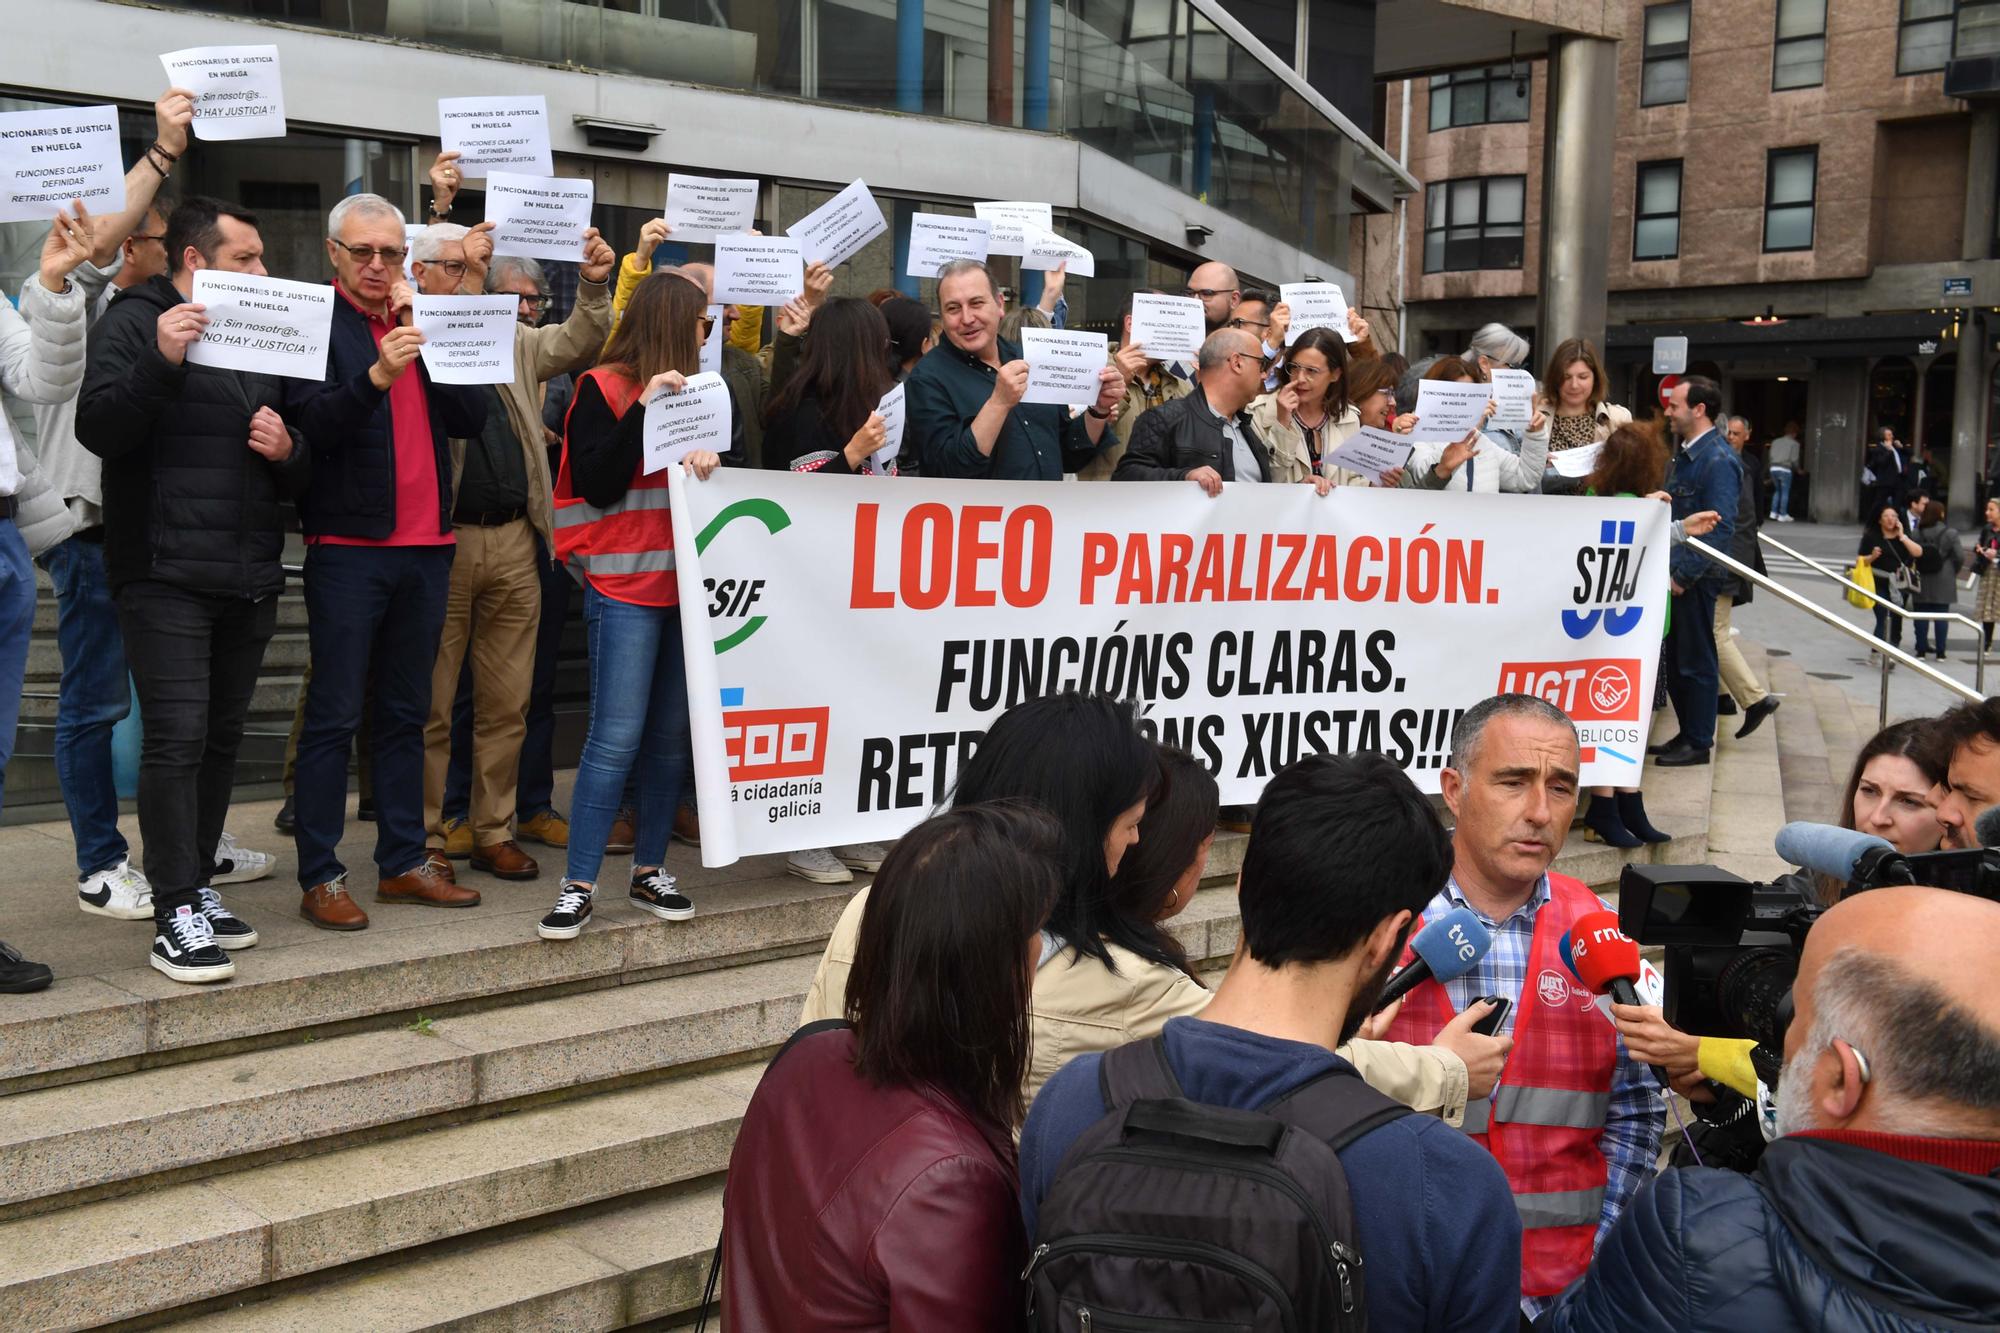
[[553, 367, 679, 607], [1383, 872, 1618, 1300]]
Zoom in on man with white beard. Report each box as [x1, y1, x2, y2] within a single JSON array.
[[1542, 885, 2000, 1332]]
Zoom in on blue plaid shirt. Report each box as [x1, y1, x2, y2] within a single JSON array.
[[1434, 873, 1666, 1320]]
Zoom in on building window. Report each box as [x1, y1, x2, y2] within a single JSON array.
[[1642, 3, 1692, 106], [1423, 175, 1526, 272], [1764, 147, 1818, 252], [1634, 160, 1683, 260], [1428, 65, 1532, 130], [1899, 0, 1954, 72], [1773, 0, 1827, 88], [1961, 0, 2000, 57]]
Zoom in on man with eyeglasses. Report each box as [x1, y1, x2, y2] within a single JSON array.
[[1184, 260, 1242, 334], [281, 193, 487, 931], [416, 228, 613, 886]]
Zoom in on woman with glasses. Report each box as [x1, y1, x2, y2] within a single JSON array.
[[1462, 322, 1533, 455], [1249, 325, 1373, 485]]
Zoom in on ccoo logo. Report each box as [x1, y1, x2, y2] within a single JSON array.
[[1563, 519, 1648, 640]]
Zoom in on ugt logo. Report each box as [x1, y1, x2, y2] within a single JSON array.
[[1563, 519, 1647, 640]]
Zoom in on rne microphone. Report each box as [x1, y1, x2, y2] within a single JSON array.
[[1564, 909, 1669, 1087], [1774, 821, 1895, 882], [1373, 907, 1493, 1013]]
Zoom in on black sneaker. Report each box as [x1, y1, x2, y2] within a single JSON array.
[[150, 905, 236, 984], [198, 887, 260, 950], [538, 881, 594, 941], [0, 940, 53, 993], [630, 869, 695, 921]]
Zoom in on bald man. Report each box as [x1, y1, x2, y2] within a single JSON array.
[[1545, 886, 2000, 1331], [1184, 261, 1241, 333]]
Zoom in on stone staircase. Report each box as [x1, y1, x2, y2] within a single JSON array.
[[0, 790, 1719, 1332]]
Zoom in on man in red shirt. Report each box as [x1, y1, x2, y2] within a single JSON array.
[[283, 193, 485, 930]]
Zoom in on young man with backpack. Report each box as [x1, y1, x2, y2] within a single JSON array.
[[1018, 751, 1522, 1332]]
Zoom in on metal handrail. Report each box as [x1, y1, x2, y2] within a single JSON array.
[[1756, 531, 1986, 696], [1687, 538, 1981, 730]]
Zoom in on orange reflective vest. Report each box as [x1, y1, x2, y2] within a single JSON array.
[[553, 367, 679, 607], [1383, 872, 1618, 1299]]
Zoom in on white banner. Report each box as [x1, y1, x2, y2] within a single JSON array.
[[485, 172, 593, 262], [666, 174, 759, 242], [0, 105, 124, 223], [412, 295, 519, 385], [438, 96, 553, 178], [186, 271, 334, 381], [668, 475, 1671, 866], [161, 46, 287, 141]]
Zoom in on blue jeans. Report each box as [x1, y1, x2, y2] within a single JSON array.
[[0, 521, 35, 822], [294, 544, 452, 887], [566, 583, 690, 885], [1768, 467, 1793, 519], [1915, 600, 1951, 655], [37, 536, 131, 875], [446, 543, 571, 820]]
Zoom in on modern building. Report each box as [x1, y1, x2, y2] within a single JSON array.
[[1379, 0, 2000, 523]]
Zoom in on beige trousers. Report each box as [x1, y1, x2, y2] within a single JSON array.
[[423, 520, 541, 846], [1714, 594, 1769, 708]]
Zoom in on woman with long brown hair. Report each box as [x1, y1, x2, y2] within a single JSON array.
[[539, 272, 721, 941], [1250, 326, 1359, 482]]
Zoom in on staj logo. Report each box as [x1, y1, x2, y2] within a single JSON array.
[[696, 498, 792, 654], [1563, 519, 1648, 640]]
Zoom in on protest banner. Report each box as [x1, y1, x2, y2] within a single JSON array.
[[438, 96, 553, 177], [412, 295, 520, 385], [1411, 379, 1493, 442], [186, 272, 335, 380], [1126, 294, 1205, 364], [643, 372, 732, 473], [485, 171, 593, 261], [1325, 427, 1414, 484], [0, 105, 123, 223], [1021, 226, 1095, 277], [905, 213, 991, 277], [1021, 328, 1108, 407], [713, 234, 804, 305], [667, 474, 1671, 865], [1278, 282, 1358, 344], [870, 383, 907, 474], [161, 47, 286, 140], [787, 178, 887, 268], [666, 174, 759, 242], [1490, 368, 1538, 426], [973, 200, 1053, 257]]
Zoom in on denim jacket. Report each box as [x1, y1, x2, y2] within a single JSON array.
[[1665, 427, 1740, 589]]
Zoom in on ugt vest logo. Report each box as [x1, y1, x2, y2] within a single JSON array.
[[1564, 519, 1646, 639]]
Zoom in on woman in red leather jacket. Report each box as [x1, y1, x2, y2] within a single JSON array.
[[721, 802, 1064, 1331]]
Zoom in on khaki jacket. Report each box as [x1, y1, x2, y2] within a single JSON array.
[[1078, 360, 1192, 481], [800, 887, 1470, 1121], [1247, 396, 1375, 486], [448, 278, 610, 547]]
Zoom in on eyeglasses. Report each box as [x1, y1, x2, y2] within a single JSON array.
[[331, 239, 407, 267], [1228, 315, 1270, 332], [515, 294, 552, 312], [1186, 287, 1237, 300], [697, 316, 716, 336], [128, 232, 166, 245], [431, 260, 469, 278], [1234, 351, 1277, 373], [1289, 364, 1329, 381]]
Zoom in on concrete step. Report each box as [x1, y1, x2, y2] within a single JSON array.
[[23, 631, 312, 685], [15, 675, 303, 726], [1808, 678, 1863, 794], [30, 588, 308, 636], [1768, 656, 1839, 825], [0, 1066, 753, 1332], [159, 1181, 722, 1332]]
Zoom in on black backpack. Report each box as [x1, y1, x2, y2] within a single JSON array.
[[1026, 1035, 1410, 1332]]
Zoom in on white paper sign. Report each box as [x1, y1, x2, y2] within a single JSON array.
[[713, 234, 804, 306], [485, 171, 594, 262], [699, 304, 723, 375], [905, 213, 991, 278], [186, 271, 334, 381], [1021, 227, 1095, 278], [1324, 426, 1415, 484], [0, 105, 124, 224], [666, 174, 759, 243], [1651, 335, 1688, 375], [787, 178, 888, 269], [438, 96, 552, 178], [1279, 282, 1358, 344], [1411, 379, 1494, 443], [1489, 368, 1538, 426], [1127, 294, 1205, 364], [412, 295, 519, 385], [1549, 442, 1605, 479], [643, 372, 732, 473], [1022, 328, 1109, 407], [974, 201, 1054, 258], [870, 383, 907, 475], [161, 46, 287, 141]]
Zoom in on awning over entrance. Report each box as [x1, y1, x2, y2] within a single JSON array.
[[1605, 313, 1951, 362]]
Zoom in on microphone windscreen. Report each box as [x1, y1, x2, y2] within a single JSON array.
[[1557, 930, 1577, 980], [1407, 907, 1494, 985], [1774, 821, 1894, 881], [1974, 804, 2000, 849], [1567, 909, 1644, 995]]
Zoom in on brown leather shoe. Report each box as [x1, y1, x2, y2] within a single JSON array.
[[606, 808, 637, 855], [301, 877, 370, 931], [376, 862, 482, 908], [422, 850, 457, 882], [471, 840, 539, 881], [672, 805, 701, 847]]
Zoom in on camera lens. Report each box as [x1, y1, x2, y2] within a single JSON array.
[[1716, 948, 1799, 1051]]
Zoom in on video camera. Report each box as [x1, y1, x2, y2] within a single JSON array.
[[1619, 827, 2000, 1053]]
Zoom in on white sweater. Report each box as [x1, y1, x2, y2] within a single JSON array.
[[1408, 421, 1550, 494]]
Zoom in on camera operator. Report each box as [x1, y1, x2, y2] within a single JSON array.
[[1543, 886, 2000, 1331], [1931, 696, 2000, 851]]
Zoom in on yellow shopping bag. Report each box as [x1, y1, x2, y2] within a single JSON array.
[[1845, 560, 1877, 611]]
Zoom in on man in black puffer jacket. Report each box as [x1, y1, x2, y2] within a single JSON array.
[[77, 196, 306, 985], [1541, 885, 2000, 1332]]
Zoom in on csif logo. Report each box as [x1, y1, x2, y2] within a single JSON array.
[[1563, 519, 1647, 640], [696, 498, 791, 654]]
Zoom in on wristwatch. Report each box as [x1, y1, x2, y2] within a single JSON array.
[[1086, 405, 1114, 420], [429, 199, 452, 220]]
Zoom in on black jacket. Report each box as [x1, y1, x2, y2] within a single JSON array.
[[1112, 385, 1272, 482], [76, 274, 310, 598], [281, 285, 484, 541], [1723, 449, 1764, 604], [1541, 1135, 2000, 1331]]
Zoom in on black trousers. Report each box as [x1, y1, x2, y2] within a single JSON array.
[[116, 582, 277, 920]]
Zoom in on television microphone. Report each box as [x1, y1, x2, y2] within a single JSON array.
[[1773, 822, 1895, 883], [1372, 907, 1493, 1013], [1565, 909, 1671, 1087], [1974, 804, 2000, 849]]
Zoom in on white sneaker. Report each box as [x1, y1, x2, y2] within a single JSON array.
[[832, 842, 890, 874], [786, 846, 854, 885], [78, 859, 153, 919], [212, 831, 275, 885]]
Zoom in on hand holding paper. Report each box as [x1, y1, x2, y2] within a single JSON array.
[[1489, 368, 1537, 427], [1411, 379, 1493, 443], [412, 295, 519, 385], [665, 174, 759, 242], [1021, 328, 1109, 406], [437, 97, 552, 177], [1127, 294, 1204, 365], [642, 371, 732, 474], [1325, 426, 1415, 485], [712, 234, 804, 306], [786, 179, 887, 269], [869, 383, 907, 475], [160, 47, 287, 141], [1278, 283, 1358, 345]]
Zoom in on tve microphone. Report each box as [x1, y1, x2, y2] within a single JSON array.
[[1566, 909, 1668, 1086], [1373, 908, 1493, 1012], [1774, 822, 1895, 882], [1974, 804, 2000, 849]]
